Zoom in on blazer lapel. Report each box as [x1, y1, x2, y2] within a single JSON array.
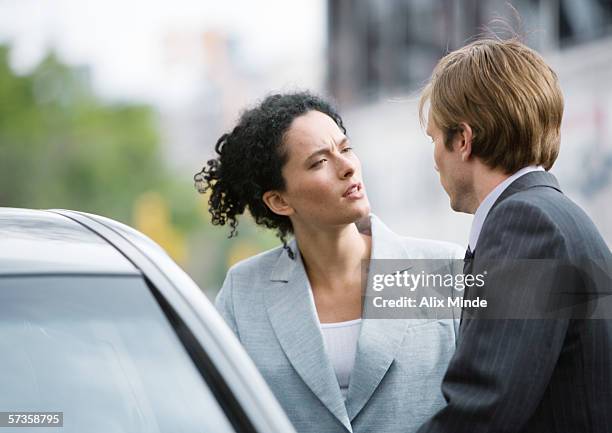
[[264, 241, 352, 432], [346, 215, 411, 421], [346, 318, 409, 421]]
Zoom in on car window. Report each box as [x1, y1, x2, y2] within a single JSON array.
[[0, 275, 236, 433]]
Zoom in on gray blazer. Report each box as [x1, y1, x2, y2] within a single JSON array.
[[216, 214, 464, 433]]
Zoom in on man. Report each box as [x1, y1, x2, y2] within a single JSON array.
[[416, 38, 612, 433]]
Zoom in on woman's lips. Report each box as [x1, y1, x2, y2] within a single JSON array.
[[343, 182, 364, 199]]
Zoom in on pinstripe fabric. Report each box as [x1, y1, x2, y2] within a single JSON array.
[[417, 171, 612, 433]]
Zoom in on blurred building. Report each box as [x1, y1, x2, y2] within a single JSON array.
[[157, 29, 249, 172], [326, 0, 612, 247], [158, 27, 326, 170], [327, 0, 612, 105]]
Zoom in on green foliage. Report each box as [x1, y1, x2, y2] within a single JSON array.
[[0, 44, 167, 223], [0, 44, 282, 294]]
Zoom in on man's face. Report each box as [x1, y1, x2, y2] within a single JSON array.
[[426, 110, 473, 213]]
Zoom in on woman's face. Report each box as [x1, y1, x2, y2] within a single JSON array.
[[270, 110, 370, 230]]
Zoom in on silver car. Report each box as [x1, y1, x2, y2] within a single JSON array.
[[0, 208, 296, 433]]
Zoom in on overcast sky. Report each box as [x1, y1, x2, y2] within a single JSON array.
[[0, 0, 325, 103]]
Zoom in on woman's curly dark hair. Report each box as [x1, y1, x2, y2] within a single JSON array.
[[194, 91, 346, 258]]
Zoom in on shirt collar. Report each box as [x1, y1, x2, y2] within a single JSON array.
[[468, 165, 544, 251]]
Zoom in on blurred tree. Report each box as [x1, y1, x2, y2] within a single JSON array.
[[0, 44, 282, 295], [0, 44, 168, 224], [134, 191, 187, 265]]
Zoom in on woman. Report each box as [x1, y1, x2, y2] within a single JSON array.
[[194, 92, 463, 433]]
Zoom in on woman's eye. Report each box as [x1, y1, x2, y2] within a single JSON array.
[[311, 159, 327, 168]]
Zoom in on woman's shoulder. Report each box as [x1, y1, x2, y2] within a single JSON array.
[[370, 214, 464, 260], [399, 235, 464, 259], [217, 244, 287, 307], [226, 243, 287, 278]]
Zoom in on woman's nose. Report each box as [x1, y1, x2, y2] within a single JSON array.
[[339, 156, 356, 179]]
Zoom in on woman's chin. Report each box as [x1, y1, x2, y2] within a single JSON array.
[[348, 201, 371, 220]]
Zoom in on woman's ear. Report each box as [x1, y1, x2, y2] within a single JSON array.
[[456, 122, 473, 162], [262, 191, 294, 217]]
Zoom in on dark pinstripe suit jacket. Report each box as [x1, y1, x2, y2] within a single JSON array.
[[417, 171, 612, 433]]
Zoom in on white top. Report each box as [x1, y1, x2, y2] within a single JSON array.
[[468, 166, 544, 251], [320, 318, 362, 400]]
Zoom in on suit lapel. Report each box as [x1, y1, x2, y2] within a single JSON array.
[[464, 172, 562, 322], [264, 241, 352, 432], [346, 215, 411, 421], [345, 318, 409, 421]]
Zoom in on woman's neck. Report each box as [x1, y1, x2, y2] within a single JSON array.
[[293, 221, 371, 289]]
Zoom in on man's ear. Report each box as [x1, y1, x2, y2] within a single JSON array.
[[455, 122, 473, 162], [262, 190, 294, 217]]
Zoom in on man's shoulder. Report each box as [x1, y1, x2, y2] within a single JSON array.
[[482, 185, 609, 257], [489, 185, 590, 232], [489, 186, 558, 221]]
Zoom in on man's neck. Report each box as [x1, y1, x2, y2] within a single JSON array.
[[471, 163, 511, 213]]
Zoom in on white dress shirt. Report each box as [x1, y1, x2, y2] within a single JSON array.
[[468, 166, 545, 251]]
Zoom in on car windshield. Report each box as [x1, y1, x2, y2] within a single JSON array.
[[0, 275, 235, 433]]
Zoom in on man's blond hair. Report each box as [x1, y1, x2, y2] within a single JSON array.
[[419, 38, 564, 173]]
